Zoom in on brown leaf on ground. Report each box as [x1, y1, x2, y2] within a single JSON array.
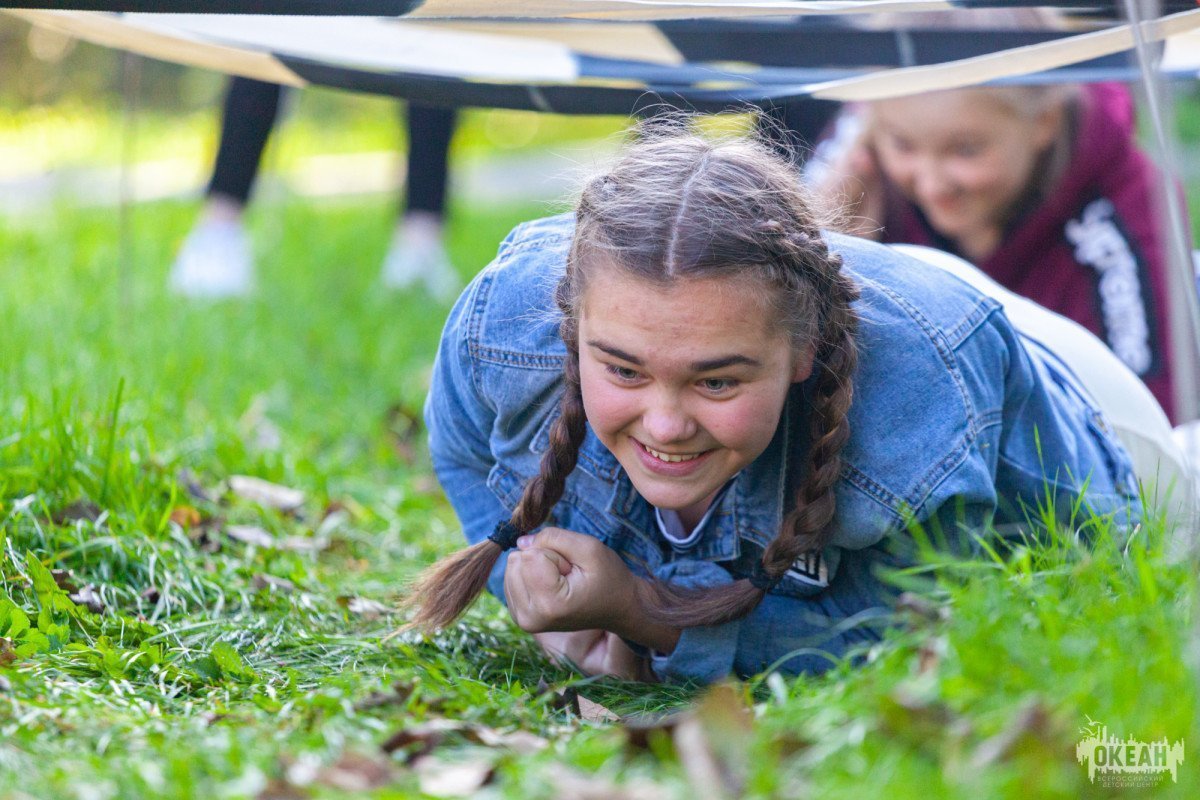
[[380, 719, 463, 762], [255, 778, 309, 800], [578, 695, 619, 724], [0, 638, 16, 668], [141, 586, 161, 604], [68, 584, 105, 615], [623, 712, 683, 751], [281, 535, 328, 553], [251, 574, 297, 594], [969, 699, 1053, 769], [315, 752, 397, 792], [896, 592, 950, 624], [52, 500, 100, 525], [386, 403, 424, 464], [51, 569, 78, 592], [412, 755, 494, 798], [229, 475, 305, 512], [537, 680, 581, 716], [337, 596, 389, 619], [169, 505, 202, 529], [466, 725, 548, 755], [673, 684, 754, 800], [178, 469, 216, 503], [541, 764, 662, 800], [354, 681, 416, 712], [226, 525, 276, 549], [917, 635, 947, 676]]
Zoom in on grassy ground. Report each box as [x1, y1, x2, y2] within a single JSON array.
[[1, 192, 1197, 799]]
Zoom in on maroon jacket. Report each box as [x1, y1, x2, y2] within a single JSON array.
[[879, 83, 1178, 420]]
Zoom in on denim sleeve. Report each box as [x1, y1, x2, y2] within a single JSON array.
[[424, 272, 512, 602]]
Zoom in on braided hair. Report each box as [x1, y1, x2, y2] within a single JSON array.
[[405, 124, 860, 630]]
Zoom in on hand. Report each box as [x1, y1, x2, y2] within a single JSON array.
[[503, 527, 681, 654], [534, 630, 656, 681], [503, 527, 637, 634]]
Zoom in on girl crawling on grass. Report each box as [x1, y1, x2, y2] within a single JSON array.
[[407, 127, 1191, 684]]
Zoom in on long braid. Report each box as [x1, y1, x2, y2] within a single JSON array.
[[513, 323, 588, 530], [404, 283, 589, 631], [763, 268, 859, 578]]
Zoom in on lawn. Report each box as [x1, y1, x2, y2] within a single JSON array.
[[1, 84, 1199, 797]]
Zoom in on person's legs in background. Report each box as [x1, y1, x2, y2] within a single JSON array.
[[381, 104, 461, 301], [171, 78, 282, 297]]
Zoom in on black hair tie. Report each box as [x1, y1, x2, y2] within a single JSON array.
[[488, 520, 524, 550], [748, 562, 782, 592]]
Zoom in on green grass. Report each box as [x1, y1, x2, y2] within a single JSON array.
[[1, 190, 1198, 798]]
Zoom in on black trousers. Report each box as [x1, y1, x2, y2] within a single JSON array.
[[207, 76, 456, 215]]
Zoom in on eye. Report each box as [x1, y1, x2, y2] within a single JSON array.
[[605, 364, 642, 383], [886, 133, 915, 154], [951, 141, 984, 158], [699, 377, 738, 394]]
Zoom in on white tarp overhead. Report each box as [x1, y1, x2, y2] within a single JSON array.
[[5, 8, 1200, 111]]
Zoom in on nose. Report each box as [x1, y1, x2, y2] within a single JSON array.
[[642, 390, 697, 445], [914, 159, 956, 204]]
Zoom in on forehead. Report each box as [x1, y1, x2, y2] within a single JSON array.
[[578, 266, 787, 355], [874, 90, 1024, 135]]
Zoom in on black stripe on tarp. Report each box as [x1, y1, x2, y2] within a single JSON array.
[[2, 0, 420, 13], [279, 56, 749, 115], [281, 55, 1191, 115], [656, 23, 1076, 68]]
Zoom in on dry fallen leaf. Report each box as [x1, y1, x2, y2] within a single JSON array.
[[229, 475, 305, 512], [226, 525, 276, 549], [673, 684, 754, 800], [255, 777, 309, 800], [0, 638, 16, 668], [969, 699, 1053, 769], [315, 752, 396, 792], [541, 764, 662, 800], [380, 719, 463, 762], [354, 681, 415, 712], [169, 505, 202, 529], [466, 725, 548, 755], [412, 755, 494, 798], [51, 500, 100, 525], [578, 695, 619, 724], [251, 574, 297, 594], [51, 569, 77, 592], [338, 596, 389, 619], [68, 584, 105, 615]]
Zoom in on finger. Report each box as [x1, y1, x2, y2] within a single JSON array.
[[534, 546, 573, 577], [526, 527, 597, 562]]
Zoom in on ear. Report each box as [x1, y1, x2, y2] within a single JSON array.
[[790, 345, 816, 383]]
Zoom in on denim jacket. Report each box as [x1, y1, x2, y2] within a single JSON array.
[[424, 214, 1141, 683]]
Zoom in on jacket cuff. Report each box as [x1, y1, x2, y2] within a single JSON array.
[[648, 560, 740, 684]]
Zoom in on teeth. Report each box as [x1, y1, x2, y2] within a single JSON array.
[[644, 445, 702, 463]]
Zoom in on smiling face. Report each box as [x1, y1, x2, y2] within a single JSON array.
[[870, 89, 1061, 260], [577, 266, 813, 528]]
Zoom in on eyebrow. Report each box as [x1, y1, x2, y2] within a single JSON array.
[[586, 340, 761, 372]]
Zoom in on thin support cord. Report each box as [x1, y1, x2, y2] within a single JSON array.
[[1123, 0, 1200, 421]]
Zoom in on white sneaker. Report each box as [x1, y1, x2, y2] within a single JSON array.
[[169, 217, 254, 298], [381, 221, 461, 303]]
